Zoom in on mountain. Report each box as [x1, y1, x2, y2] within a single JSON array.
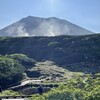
[[0, 16, 94, 36], [0, 34, 100, 73]]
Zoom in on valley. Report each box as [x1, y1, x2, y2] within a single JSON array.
[[0, 34, 100, 100]]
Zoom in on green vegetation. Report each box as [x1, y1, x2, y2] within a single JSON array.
[[0, 34, 100, 73], [0, 55, 24, 88], [0, 53, 38, 89], [7, 53, 36, 69], [48, 42, 60, 47], [0, 90, 22, 96], [0, 74, 99, 99], [0, 35, 100, 99], [29, 74, 100, 100], [31, 61, 74, 81], [0, 54, 74, 89]]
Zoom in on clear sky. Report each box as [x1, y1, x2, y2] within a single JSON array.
[[0, 0, 100, 32]]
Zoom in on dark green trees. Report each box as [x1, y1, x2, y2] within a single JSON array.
[[0, 56, 24, 89]]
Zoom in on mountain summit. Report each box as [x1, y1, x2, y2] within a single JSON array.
[[0, 16, 94, 37]]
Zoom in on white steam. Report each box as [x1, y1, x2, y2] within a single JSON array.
[[5, 20, 71, 36], [5, 23, 29, 36], [29, 19, 70, 36], [3, 17, 93, 37]]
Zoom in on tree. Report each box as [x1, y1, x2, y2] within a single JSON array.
[[0, 56, 24, 89]]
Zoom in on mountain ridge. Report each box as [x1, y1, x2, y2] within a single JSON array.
[[0, 16, 94, 37]]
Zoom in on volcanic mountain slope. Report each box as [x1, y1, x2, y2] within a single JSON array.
[[0, 16, 94, 36], [0, 34, 100, 73]]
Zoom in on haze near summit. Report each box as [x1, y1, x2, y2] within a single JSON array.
[[0, 0, 100, 33]]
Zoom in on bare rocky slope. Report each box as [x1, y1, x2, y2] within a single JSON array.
[[0, 16, 94, 36]]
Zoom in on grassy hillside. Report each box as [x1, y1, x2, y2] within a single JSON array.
[[0, 34, 100, 99], [0, 73, 99, 99], [29, 74, 100, 100], [30, 61, 74, 81], [0, 54, 75, 89], [0, 55, 24, 89], [0, 34, 100, 73]]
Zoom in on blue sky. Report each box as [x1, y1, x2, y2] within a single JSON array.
[[0, 0, 100, 32]]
